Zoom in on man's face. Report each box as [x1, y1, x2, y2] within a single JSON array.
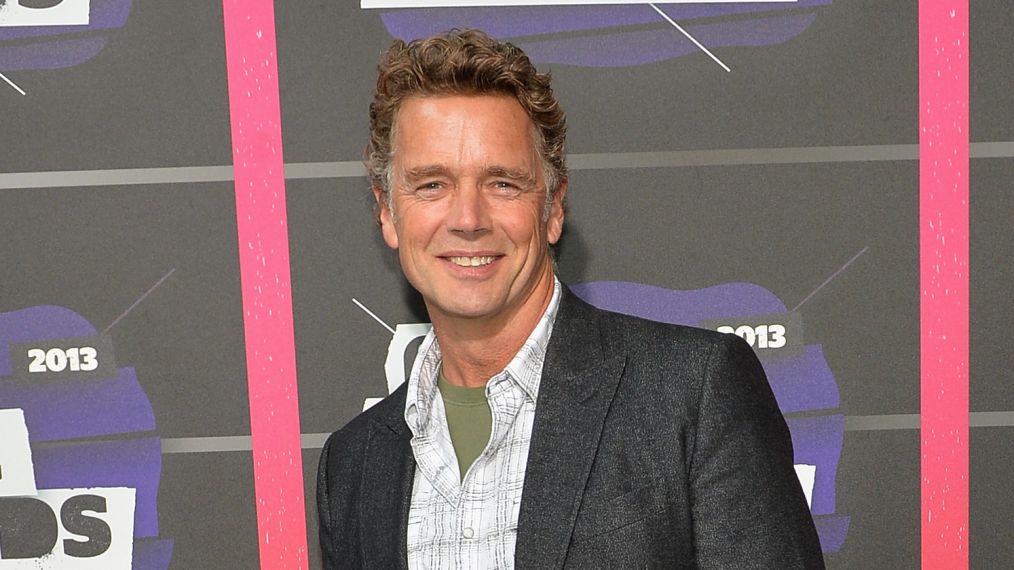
[[376, 94, 565, 325]]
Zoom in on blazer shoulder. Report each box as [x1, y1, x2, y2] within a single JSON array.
[[585, 304, 764, 411], [593, 304, 736, 357], [320, 382, 409, 457]]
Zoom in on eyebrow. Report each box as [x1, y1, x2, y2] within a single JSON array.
[[402, 165, 450, 184], [402, 165, 537, 187], [485, 166, 537, 186]]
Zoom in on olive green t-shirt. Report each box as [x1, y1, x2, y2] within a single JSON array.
[[437, 369, 493, 481]]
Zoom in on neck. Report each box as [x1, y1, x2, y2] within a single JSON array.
[[430, 268, 556, 388]]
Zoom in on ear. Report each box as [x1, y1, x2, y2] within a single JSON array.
[[373, 185, 399, 250], [546, 179, 567, 245]]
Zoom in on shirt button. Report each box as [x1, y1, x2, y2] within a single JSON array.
[[462, 527, 475, 539]]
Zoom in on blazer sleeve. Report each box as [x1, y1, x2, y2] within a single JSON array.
[[689, 333, 825, 569]]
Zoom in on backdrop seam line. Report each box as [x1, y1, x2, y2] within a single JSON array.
[[2, 142, 1012, 189]]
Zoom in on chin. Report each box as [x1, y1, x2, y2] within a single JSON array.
[[430, 296, 503, 320], [442, 303, 498, 320]]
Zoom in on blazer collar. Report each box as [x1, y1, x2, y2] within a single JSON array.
[[515, 287, 627, 569]]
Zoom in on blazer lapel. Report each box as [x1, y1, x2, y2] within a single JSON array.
[[515, 290, 626, 569], [360, 396, 414, 570]]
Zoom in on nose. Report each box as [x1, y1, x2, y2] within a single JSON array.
[[447, 184, 491, 237]]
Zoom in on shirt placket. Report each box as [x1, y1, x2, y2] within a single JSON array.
[[455, 482, 482, 568], [456, 373, 522, 568]]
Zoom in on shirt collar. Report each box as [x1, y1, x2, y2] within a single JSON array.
[[404, 277, 562, 434]]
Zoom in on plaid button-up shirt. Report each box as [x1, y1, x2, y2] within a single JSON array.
[[404, 279, 562, 569]]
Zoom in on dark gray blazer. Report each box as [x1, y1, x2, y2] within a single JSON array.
[[317, 288, 825, 569]]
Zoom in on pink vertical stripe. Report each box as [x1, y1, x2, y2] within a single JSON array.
[[919, 1, 969, 569], [222, 1, 309, 568]]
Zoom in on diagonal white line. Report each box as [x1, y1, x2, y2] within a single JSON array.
[[649, 3, 731, 73], [102, 268, 177, 334], [791, 246, 869, 312], [352, 297, 395, 334], [0, 72, 27, 96]]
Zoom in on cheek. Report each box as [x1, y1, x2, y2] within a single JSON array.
[[392, 214, 440, 259], [508, 217, 550, 251]]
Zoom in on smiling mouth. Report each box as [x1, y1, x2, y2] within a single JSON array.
[[447, 255, 498, 267]]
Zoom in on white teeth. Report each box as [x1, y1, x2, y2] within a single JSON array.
[[448, 256, 496, 267]]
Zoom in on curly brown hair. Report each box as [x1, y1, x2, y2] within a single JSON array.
[[367, 29, 567, 213]]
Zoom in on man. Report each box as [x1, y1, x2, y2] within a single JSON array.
[[318, 30, 824, 569]]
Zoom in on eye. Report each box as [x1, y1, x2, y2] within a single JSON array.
[[414, 181, 444, 195], [493, 180, 521, 194]]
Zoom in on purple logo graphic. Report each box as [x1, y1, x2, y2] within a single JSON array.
[[570, 281, 849, 552], [378, 1, 831, 67], [0, 305, 172, 567], [0, 0, 132, 71]]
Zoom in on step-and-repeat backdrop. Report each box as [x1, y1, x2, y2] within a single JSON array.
[[1, 1, 1009, 568]]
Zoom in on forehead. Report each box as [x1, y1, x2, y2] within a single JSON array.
[[392, 94, 538, 167]]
